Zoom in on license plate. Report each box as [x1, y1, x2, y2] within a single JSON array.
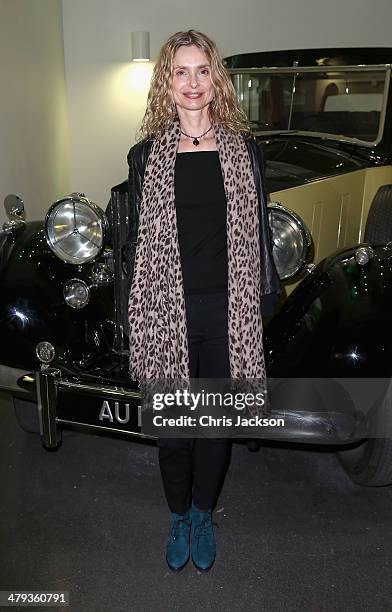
[[57, 391, 142, 434]]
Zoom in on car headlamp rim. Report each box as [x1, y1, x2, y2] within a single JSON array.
[[44, 194, 108, 265], [268, 202, 312, 249], [268, 202, 312, 280]]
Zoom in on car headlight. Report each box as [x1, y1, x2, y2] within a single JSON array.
[[268, 203, 311, 280], [45, 193, 107, 264], [63, 279, 90, 309]]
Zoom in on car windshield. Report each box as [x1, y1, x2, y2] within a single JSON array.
[[230, 66, 389, 145]]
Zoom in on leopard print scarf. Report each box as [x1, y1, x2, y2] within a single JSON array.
[[128, 118, 266, 385]]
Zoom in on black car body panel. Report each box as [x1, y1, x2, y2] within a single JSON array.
[[0, 222, 115, 372], [265, 244, 392, 378]]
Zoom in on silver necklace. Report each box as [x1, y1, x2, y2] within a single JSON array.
[[180, 124, 213, 146]]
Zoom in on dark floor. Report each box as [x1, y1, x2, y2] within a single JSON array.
[[1, 393, 392, 612]]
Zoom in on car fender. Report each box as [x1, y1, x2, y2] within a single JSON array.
[[265, 244, 392, 377], [0, 222, 114, 372]]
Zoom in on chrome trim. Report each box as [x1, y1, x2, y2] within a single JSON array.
[[4, 194, 25, 221], [36, 341, 56, 364], [56, 419, 156, 440], [110, 190, 124, 352], [287, 60, 299, 130], [36, 368, 62, 448], [3, 194, 26, 233], [44, 193, 108, 265], [34, 366, 144, 448], [2, 219, 25, 234], [109, 189, 131, 353], [63, 278, 90, 309], [229, 64, 391, 148], [90, 263, 113, 285], [268, 202, 312, 280], [355, 246, 374, 265], [58, 378, 141, 399], [304, 263, 317, 275], [228, 64, 391, 73], [378, 67, 391, 148]]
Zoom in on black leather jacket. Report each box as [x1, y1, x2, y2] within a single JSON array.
[[124, 136, 281, 316]]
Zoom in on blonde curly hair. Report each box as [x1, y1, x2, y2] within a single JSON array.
[[139, 30, 252, 140]]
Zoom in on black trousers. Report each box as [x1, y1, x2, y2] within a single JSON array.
[[158, 292, 232, 515]]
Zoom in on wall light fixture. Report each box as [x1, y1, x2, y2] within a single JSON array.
[[131, 31, 150, 62]]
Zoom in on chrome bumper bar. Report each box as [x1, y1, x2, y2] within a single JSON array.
[[36, 367, 143, 449], [34, 368, 371, 450]]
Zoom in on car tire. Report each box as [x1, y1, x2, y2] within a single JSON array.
[[337, 438, 392, 486], [337, 383, 392, 486], [13, 397, 40, 434], [364, 184, 392, 245]]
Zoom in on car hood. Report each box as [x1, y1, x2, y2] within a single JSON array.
[[260, 137, 367, 193]]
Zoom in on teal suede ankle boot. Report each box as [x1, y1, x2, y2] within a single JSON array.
[[190, 502, 216, 572], [165, 510, 191, 571]]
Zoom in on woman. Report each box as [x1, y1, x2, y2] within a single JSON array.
[[127, 30, 280, 572]]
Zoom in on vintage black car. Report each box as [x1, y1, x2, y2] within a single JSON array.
[[1, 48, 392, 487]]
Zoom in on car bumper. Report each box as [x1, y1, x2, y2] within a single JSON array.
[[22, 367, 369, 450]]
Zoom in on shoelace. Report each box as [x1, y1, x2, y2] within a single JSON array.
[[193, 517, 213, 540], [171, 517, 191, 541]]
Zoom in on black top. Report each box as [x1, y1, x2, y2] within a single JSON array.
[[174, 151, 228, 295]]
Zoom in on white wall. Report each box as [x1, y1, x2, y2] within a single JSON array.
[[0, 0, 70, 226], [61, 0, 392, 210]]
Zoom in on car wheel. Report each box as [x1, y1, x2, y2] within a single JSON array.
[[13, 397, 40, 434], [364, 184, 392, 245], [337, 383, 392, 486], [337, 438, 392, 486]]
